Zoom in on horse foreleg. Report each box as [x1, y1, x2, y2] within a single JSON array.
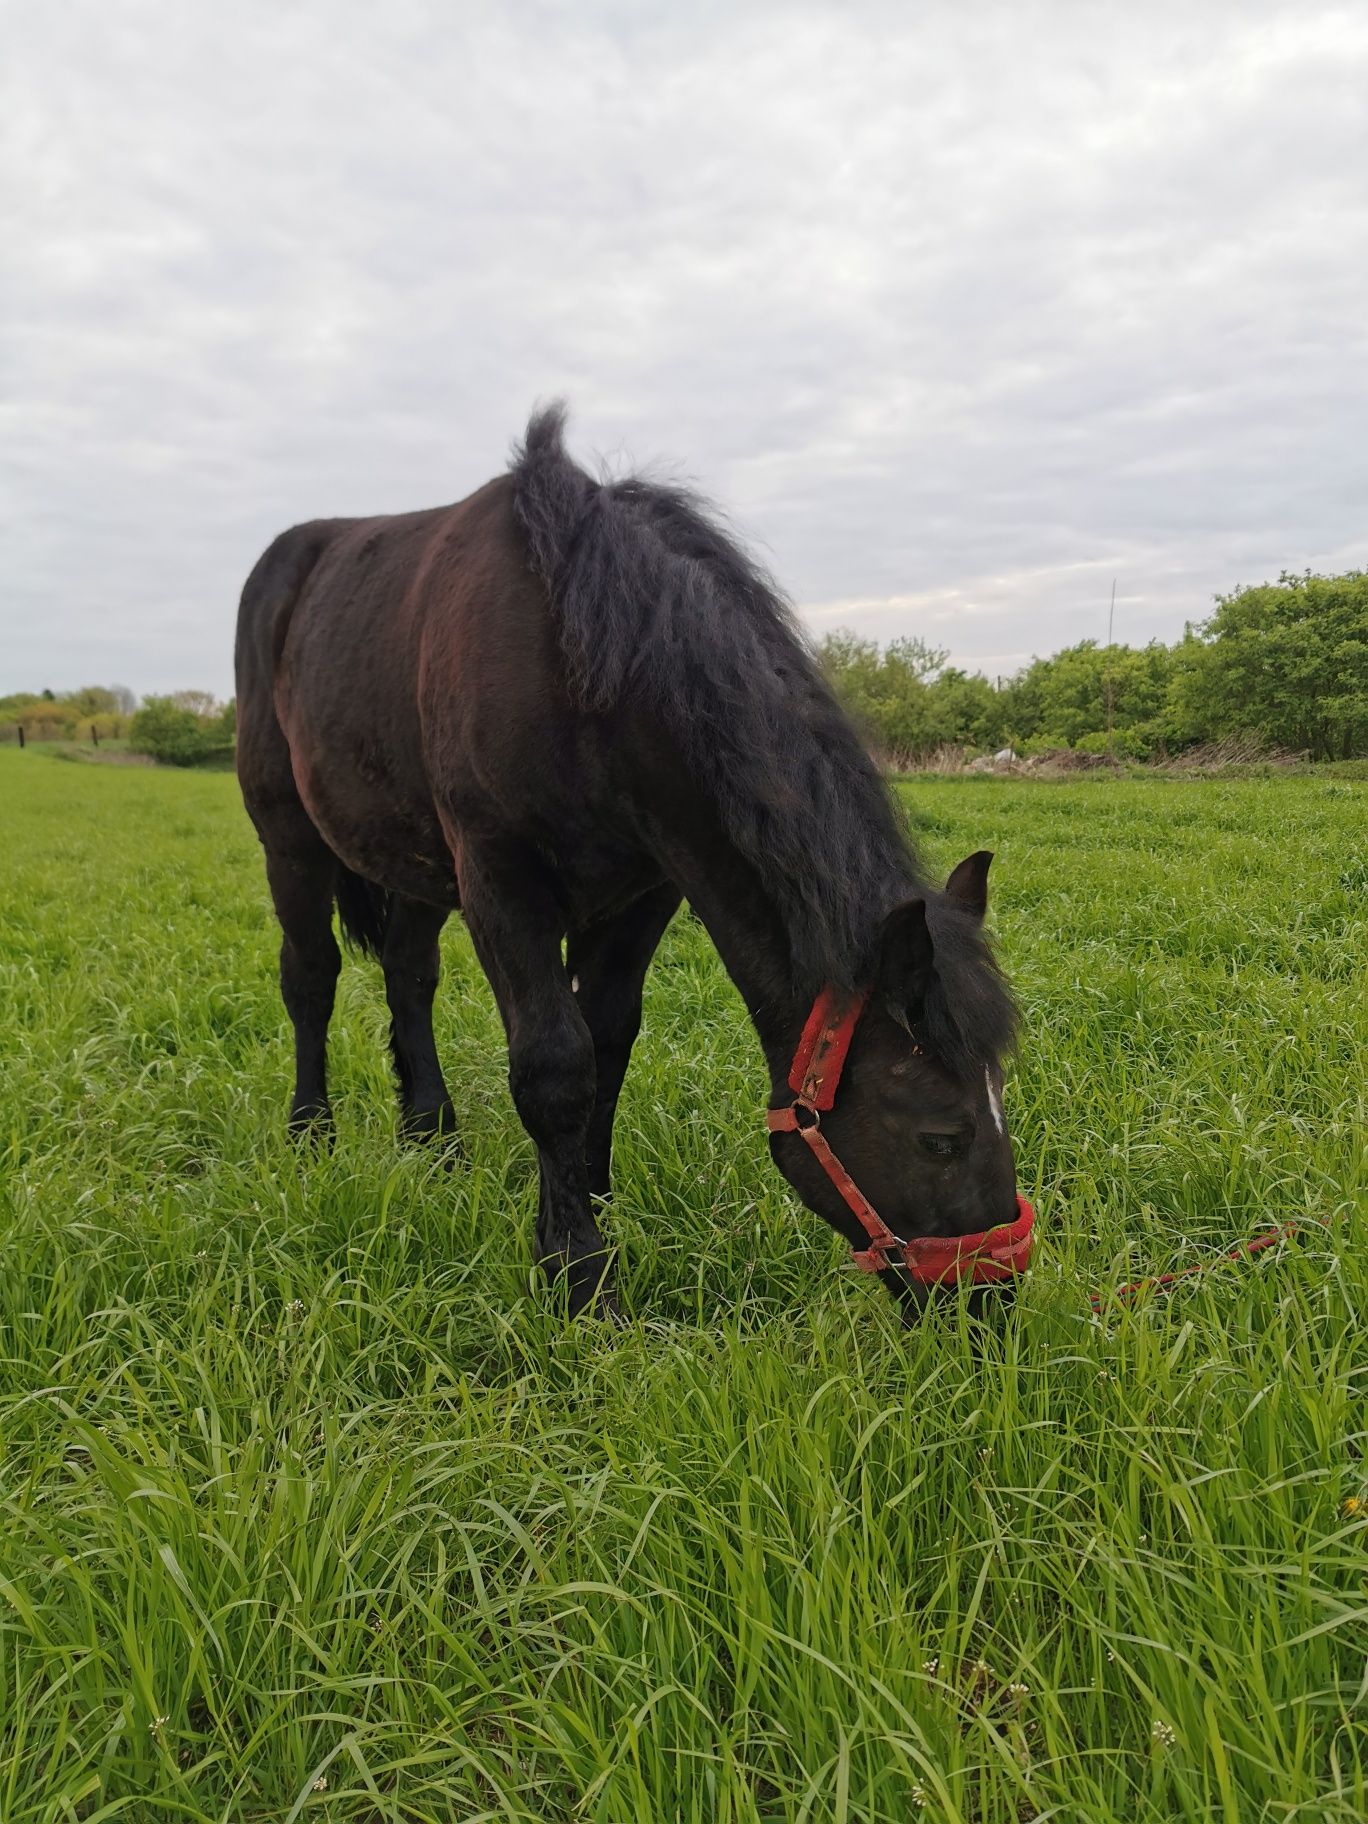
[[567, 883, 681, 1201], [459, 839, 614, 1318]]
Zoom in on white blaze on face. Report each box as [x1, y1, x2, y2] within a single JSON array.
[[985, 1066, 1005, 1137]]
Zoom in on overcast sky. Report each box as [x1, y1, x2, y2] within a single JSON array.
[[5, 0, 1367, 699]]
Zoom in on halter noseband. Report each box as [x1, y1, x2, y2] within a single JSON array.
[[766, 984, 1035, 1288]]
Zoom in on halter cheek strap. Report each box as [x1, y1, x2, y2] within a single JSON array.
[[766, 984, 1036, 1288], [785, 983, 870, 1110]]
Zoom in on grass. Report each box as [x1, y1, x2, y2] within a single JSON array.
[[0, 739, 149, 768], [0, 746, 1365, 1821]]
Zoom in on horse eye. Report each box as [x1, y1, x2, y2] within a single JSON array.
[[919, 1132, 967, 1159]]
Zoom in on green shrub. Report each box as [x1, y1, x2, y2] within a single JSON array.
[[129, 696, 234, 767], [821, 571, 1368, 764], [1170, 571, 1368, 760]]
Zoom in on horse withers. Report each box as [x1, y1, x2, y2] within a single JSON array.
[[234, 408, 1027, 1322]]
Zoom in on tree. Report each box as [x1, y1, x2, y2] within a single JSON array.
[[67, 685, 119, 717], [1169, 571, 1368, 759], [129, 695, 235, 767], [930, 667, 1010, 750], [1, 683, 138, 741], [170, 689, 220, 719], [1000, 641, 1174, 752], [818, 633, 970, 756]]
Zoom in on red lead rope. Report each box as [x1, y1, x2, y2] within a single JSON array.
[[1093, 1223, 1300, 1310], [767, 984, 1036, 1288]]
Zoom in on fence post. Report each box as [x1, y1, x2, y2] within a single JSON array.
[[91, 723, 99, 747], [17, 725, 24, 749]]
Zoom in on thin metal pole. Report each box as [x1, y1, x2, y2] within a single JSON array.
[[1105, 577, 1116, 759]]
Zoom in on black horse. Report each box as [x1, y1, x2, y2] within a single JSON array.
[[235, 407, 1024, 1321]]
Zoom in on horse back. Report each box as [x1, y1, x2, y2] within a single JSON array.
[[235, 477, 610, 908]]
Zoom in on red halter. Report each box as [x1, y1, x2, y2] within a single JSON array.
[[766, 984, 1035, 1287]]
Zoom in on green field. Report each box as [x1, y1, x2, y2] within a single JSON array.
[[1, 749, 1365, 1821]]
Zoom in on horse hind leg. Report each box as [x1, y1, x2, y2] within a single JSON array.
[[381, 895, 458, 1144], [263, 836, 342, 1137]]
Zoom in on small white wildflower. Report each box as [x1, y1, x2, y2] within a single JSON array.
[[1106, 1649, 1116, 1661], [922, 1655, 939, 1675], [1007, 1681, 1030, 1703], [910, 1784, 927, 1809], [150, 1714, 169, 1735], [312, 1775, 329, 1792], [1152, 1720, 1176, 1749], [286, 1298, 305, 1317]]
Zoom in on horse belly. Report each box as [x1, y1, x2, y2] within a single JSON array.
[[287, 720, 458, 905], [276, 590, 459, 908]]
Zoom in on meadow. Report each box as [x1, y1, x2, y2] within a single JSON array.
[[1, 747, 1365, 1822]]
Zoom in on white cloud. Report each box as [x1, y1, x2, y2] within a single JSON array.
[[2, 0, 1366, 694]]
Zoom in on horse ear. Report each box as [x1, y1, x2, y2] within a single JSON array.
[[945, 849, 992, 921], [876, 898, 935, 1025]]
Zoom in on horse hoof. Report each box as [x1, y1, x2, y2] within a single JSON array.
[[588, 1287, 626, 1328], [401, 1094, 461, 1138], [400, 1118, 464, 1171], [555, 1268, 623, 1326], [288, 1105, 335, 1148]]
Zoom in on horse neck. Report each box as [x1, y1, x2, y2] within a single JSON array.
[[656, 830, 851, 1094]]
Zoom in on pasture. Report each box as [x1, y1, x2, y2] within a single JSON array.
[[1, 747, 1365, 1821]]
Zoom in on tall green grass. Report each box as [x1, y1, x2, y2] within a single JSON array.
[[0, 749, 1364, 1820]]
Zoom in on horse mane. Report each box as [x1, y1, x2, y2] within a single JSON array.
[[510, 404, 1016, 1069]]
